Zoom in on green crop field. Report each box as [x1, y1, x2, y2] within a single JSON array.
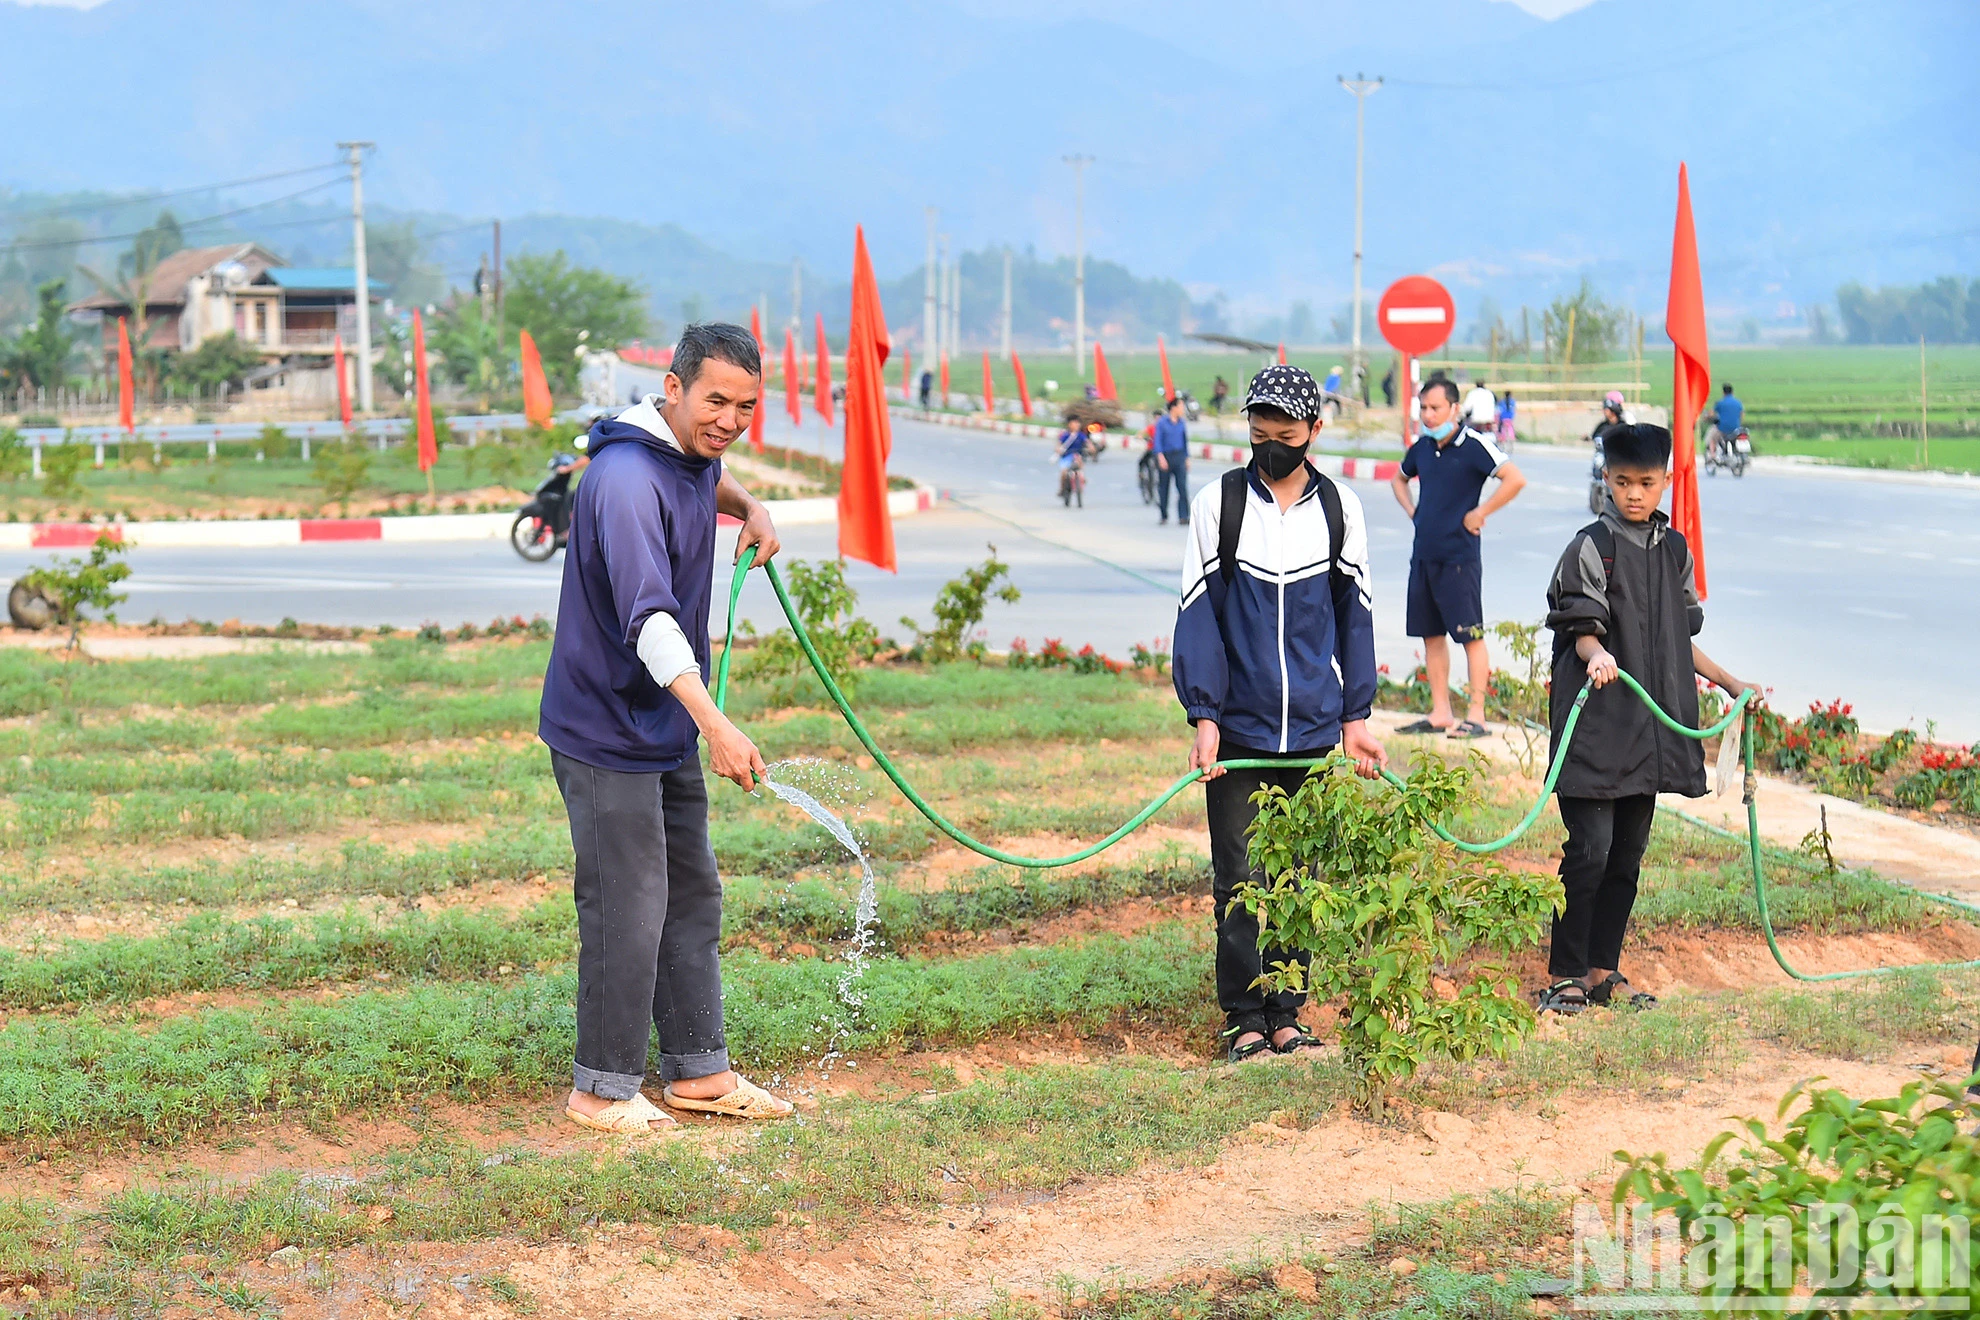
[[0, 600, 1971, 1314]]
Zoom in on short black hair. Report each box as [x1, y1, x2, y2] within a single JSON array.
[[1165, 395, 1182, 411], [1419, 378, 1460, 406], [1604, 423, 1672, 470], [671, 322, 762, 387], [1721, 382, 1734, 395]]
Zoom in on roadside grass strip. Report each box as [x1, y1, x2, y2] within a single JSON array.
[[0, 925, 1214, 1145]]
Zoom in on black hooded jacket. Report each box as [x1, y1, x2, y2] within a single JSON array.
[[1544, 498, 1707, 800]]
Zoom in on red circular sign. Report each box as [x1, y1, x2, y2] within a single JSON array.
[[1377, 276, 1456, 355]]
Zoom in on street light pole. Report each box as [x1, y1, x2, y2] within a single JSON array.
[[1063, 154, 1093, 378], [337, 140, 375, 414], [1337, 75, 1381, 394], [923, 208, 938, 371], [1000, 246, 1012, 359]]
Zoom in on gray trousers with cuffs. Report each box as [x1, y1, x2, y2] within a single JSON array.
[[551, 749, 730, 1099]]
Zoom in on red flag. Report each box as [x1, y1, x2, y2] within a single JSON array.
[[1277, 342, 1287, 365], [519, 330, 553, 429], [1093, 342, 1117, 401], [783, 327, 802, 428], [412, 308, 436, 473], [1157, 334, 1175, 402], [747, 307, 767, 454], [939, 352, 949, 400], [116, 316, 134, 433], [1666, 162, 1710, 599], [838, 225, 896, 571], [901, 348, 912, 401], [814, 313, 835, 428], [981, 351, 994, 415], [1011, 351, 1032, 417], [333, 332, 352, 429]]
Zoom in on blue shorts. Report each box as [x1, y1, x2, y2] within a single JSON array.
[[1406, 558, 1485, 643]]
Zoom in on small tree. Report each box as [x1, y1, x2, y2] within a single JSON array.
[[1238, 756, 1560, 1117], [504, 251, 648, 392], [42, 438, 87, 500], [0, 427, 29, 482], [744, 557, 880, 705], [20, 532, 131, 654], [900, 544, 1021, 661], [314, 441, 372, 517], [258, 424, 293, 461]]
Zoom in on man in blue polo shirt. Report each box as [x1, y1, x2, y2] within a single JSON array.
[[1388, 378, 1527, 737]]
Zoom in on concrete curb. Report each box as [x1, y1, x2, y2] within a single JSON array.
[[0, 486, 941, 550], [889, 406, 1401, 482]]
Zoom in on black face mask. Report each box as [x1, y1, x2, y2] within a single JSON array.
[[1253, 440, 1310, 482]]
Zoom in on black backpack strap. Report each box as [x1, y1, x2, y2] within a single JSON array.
[[1585, 519, 1616, 577], [1215, 466, 1249, 592], [1314, 471, 1348, 595]]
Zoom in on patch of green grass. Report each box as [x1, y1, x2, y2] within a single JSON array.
[[1369, 1184, 1571, 1262], [0, 924, 1214, 1145], [1044, 1254, 1542, 1320], [1742, 969, 1976, 1059]]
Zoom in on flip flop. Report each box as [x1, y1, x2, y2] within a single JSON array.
[[1447, 720, 1491, 739], [564, 1091, 677, 1135], [1396, 719, 1447, 735], [662, 1075, 794, 1120]]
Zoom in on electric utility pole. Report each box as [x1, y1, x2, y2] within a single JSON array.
[[1063, 154, 1093, 377], [338, 140, 375, 413], [936, 233, 951, 370], [948, 258, 960, 359], [1337, 75, 1381, 391], [923, 208, 938, 369], [1000, 246, 1013, 359], [790, 257, 802, 333]]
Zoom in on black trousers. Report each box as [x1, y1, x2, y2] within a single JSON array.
[[552, 749, 730, 1099], [1551, 793, 1657, 979], [1206, 740, 1326, 1029]]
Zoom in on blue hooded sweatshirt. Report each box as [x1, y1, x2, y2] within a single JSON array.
[[538, 404, 721, 772]]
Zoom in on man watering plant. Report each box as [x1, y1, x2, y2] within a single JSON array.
[[538, 323, 793, 1134], [1172, 364, 1387, 1063]]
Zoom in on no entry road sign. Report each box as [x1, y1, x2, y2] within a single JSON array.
[[1377, 276, 1455, 356]]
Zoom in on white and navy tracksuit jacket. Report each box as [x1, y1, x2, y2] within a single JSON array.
[[1172, 466, 1378, 754]]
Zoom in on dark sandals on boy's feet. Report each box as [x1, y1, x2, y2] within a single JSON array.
[[1396, 719, 1449, 735], [1271, 1026, 1328, 1055], [1536, 979, 1591, 1015], [1222, 1015, 1274, 1064], [1588, 972, 1658, 1011], [1447, 720, 1491, 739]]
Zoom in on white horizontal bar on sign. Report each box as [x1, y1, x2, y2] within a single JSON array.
[[376, 512, 513, 542], [1385, 307, 1448, 324], [128, 520, 303, 548]]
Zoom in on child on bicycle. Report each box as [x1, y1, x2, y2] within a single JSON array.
[[1539, 423, 1749, 1015]]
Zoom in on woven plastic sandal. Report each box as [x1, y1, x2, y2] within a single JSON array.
[[662, 1075, 794, 1120], [564, 1091, 676, 1135]]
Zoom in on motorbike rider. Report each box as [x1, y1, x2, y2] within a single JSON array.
[[1705, 382, 1743, 460], [1591, 391, 1632, 445]]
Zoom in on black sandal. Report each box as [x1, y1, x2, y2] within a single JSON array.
[[1221, 1013, 1274, 1064], [1396, 719, 1447, 735], [1271, 1026, 1328, 1054], [1588, 972, 1658, 1011], [1536, 979, 1591, 1015]]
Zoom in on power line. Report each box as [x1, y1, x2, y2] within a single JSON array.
[[0, 161, 344, 223], [0, 178, 346, 253]]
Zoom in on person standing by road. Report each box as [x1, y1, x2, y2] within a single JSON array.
[[1389, 378, 1528, 738], [1210, 376, 1230, 414], [1153, 395, 1191, 526], [539, 323, 794, 1135], [1380, 363, 1397, 407], [1174, 364, 1386, 1063], [1496, 389, 1517, 452]]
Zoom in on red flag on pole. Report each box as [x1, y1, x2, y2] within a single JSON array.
[[747, 306, 767, 454], [333, 332, 353, 429], [1665, 162, 1711, 600], [783, 327, 802, 428], [1011, 351, 1032, 417], [901, 348, 912, 402], [1157, 334, 1175, 402], [1093, 342, 1117, 401], [519, 330, 553, 429], [838, 225, 896, 572], [981, 351, 994, 415], [116, 316, 134, 433], [939, 352, 949, 401], [412, 308, 437, 479], [814, 313, 835, 428], [1277, 342, 1287, 365]]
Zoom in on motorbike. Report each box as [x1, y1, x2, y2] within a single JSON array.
[[511, 454, 580, 561], [1137, 449, 1159, 505], [1588, 432, 1608, 515], [1704, 426, 1752, 478]]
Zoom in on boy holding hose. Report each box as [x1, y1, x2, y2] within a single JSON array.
[[1540, 423, 1749, 1014]]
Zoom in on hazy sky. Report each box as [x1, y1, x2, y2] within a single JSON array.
[[6, 0, 1599, 13]]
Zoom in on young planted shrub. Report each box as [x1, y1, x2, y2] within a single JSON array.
[[744, 557, 881, 704], [1237, 756, 1560, 1115], [899, 544, 1020, 662]]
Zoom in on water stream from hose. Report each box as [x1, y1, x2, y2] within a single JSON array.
[[757, 760, 880, 1073]]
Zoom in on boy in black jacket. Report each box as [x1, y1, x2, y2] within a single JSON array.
[[1540, 424, 1749, 1014]]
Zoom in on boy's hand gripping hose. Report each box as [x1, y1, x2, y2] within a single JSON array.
[[715, 546, 1980, 982]]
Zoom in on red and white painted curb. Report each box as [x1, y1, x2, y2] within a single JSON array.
[[0, 487, 941, 551], [890, 406, 1400, 482]]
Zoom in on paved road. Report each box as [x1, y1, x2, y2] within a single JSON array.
[[4, 412, 1975, 740]]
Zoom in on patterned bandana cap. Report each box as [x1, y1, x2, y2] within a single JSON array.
[[1242, 364, 1324, 422]]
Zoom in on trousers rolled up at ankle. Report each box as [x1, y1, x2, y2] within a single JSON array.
[[552, 749, 730, 1100]]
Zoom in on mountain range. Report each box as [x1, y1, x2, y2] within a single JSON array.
[[0, 0, 1974, 339]]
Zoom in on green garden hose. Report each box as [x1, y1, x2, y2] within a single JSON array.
[[715, 548, 1980, 983]]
